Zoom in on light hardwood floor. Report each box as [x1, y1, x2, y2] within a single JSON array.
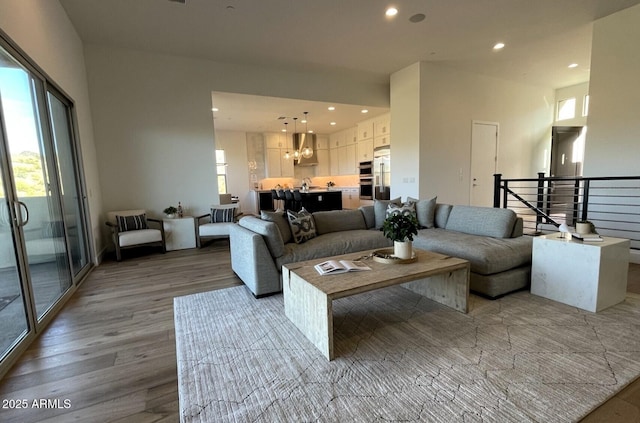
[[0, 243, 638, 422]]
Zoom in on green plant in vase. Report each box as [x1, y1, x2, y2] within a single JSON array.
[[163, 206, 178, 218], [382, 213, 419, 259]]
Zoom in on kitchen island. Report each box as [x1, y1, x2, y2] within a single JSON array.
[[255, 189, 342, 213]]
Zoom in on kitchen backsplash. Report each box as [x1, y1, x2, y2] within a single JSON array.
[[260, 174, 359, 190]]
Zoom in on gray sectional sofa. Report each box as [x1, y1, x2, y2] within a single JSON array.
[[229, 201, 532, 298]]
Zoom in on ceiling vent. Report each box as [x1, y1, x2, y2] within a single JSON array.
[[168, 0, 186, 4]]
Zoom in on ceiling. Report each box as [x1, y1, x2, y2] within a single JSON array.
[[60, 0, 640, 133]]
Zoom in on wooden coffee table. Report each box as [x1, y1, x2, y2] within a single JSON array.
[[282, 248, 470, 360]]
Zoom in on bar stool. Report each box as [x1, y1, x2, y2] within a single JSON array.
[[284, 190, 294, 211], [277, 189, 287, 211], [292, 189, 303, 211], [271, 189, 283, 211]]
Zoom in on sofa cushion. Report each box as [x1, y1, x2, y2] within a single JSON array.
[[413, 228, 532, 275], [313, 209, 367, 235], [434, 204, 453, 228], [407, 196, 437, 228], [261, 210, 292, 244], [374, 198, 401, 229], [274, 229, 391, 270], [287, 208, 316, 244], [359, 205, 375, 229], [239, 216, 285, 258], [445, 206, 517, 238]]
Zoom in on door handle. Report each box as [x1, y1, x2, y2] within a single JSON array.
[[14, 201, 29, 227]]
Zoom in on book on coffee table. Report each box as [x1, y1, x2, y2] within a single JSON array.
[[314, 260, 371, 275], [571, 232, 603, 242]]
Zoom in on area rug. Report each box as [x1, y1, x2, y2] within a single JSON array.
[[0, 294, 19, 312], [174, 286, 640, 422]]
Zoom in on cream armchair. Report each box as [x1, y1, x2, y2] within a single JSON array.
[[195, 203, 240, 248], [106, 209, 166, 261]]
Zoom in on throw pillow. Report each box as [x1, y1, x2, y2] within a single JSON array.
[[210, 207, 234, 223], [287, 207, 316, 244], [260, 210, 292, 244], [116, 214, 148, 232], [386, 202, 417, 219], [374, 197, 401, 229], [407, 196, 437, 228]]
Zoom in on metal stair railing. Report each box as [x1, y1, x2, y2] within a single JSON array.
[[493, 173, 640, 250]]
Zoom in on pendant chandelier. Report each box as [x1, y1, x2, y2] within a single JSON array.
[[301, 112, 313, 159]]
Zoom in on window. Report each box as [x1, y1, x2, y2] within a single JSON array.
[[582, 95, 590, 117], [216, 149, 227, 194], [557, 98, 576, 121]]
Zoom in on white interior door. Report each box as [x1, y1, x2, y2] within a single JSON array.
[[470, 121, 498, 207]]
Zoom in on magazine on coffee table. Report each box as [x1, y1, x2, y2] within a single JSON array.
[[314, 260, 371, 275]]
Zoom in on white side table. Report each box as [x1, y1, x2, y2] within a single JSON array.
[[163, 216, 196, 251], [531, 233, 630, 312]]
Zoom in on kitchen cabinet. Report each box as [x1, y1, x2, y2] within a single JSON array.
[[265, 132, 292, 149], [315, 148, 330, 176], [374, 134, 390, 148], [338, 144, 357, 175], [373, 114, 391, 136], [329, 147, 339, 175], [316, 135, 329, 150], [266, 148, 294, 177], [341, 188, 360, 209], [357, 138, 374, 162], [357, 119, 374, 141], [346, 127, 358, 145]]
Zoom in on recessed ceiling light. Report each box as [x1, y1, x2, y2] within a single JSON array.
[[361, 109, 369, 114], [568, 63, 578, 68], [301, 119, 307, 123], [328, 106, 335, 111], [330, 122, 337, 126], [493, 42, 505, 50], [409, 13, 425, 23], [211, 107, 219, 112], [385, 7, 398, 17]]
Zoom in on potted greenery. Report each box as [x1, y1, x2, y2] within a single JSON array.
[[382, 213, 419, 259], [163, 206, 178, 218], [326, 181, 336, 190]]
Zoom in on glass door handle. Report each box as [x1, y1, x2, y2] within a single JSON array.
[[14, 201, 29, 227]]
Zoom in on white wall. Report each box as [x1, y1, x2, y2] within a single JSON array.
[[0, 0, 102, 262], [390, 61, 555, 205], [390, 63, 422, 202], [214, 131, 251, 210], [84, 44, 389, 250], [583, 3, 640, 177]]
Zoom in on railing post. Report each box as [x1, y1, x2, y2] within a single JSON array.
[[493, 174, 502, 208], [537, 172, 545, 227], [581, 180, 590, 222]]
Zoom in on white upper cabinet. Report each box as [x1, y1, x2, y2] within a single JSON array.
[[265, 132, 293, 149], [357, 119, 374, 141], [373, 114, 391, 136]]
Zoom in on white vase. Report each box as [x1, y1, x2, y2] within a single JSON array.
[[576, 222, 591, 234], [394, 240, 413, 260], [165, 213, 175, 219]]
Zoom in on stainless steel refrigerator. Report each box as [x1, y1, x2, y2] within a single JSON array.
[[373, 147, 390, 200]]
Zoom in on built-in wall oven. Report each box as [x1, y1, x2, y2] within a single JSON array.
[[359, 160, 373, 200]]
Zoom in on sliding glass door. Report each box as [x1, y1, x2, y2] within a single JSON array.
[[0, 39, 90, 370]]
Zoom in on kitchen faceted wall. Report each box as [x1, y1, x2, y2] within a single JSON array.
[[0, 38, 91, 378]]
